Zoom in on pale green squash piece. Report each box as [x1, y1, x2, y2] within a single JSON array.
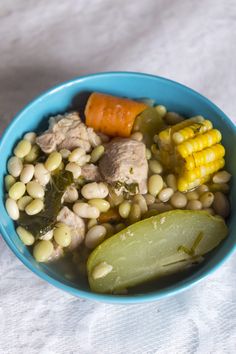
[[87, 210, 228, 294], [135, 107, 166, 147]]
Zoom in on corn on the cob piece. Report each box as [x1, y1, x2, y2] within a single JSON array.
[[157, 115, 226, 192], [185, 144, 225, 170], [177, 129, 222, 158]]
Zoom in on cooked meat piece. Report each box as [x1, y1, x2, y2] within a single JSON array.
[[36, 133, 57, 154], [99, 138, 148, 194], [36, 112, 101, 153], [57, 206, 85, 251], [81, 163, 101, 181]]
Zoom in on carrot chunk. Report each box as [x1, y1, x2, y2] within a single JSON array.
[[85, 92, 147, 138]]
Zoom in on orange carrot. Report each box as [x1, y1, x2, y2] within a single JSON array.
[[85, 92, 148, 138]]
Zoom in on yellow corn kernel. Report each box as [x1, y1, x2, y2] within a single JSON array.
[[185, 144, 225, 170], [177, 129, 222, 158], [172, 127, 195, 144], [182, 158, 225, 182], [158, 130, 171, 150]]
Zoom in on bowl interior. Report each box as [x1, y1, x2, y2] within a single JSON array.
[[0, 72, 236, 303]]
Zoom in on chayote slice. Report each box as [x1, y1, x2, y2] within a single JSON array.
[[87, 210, 228, 294], [135, 107, 166, 147]]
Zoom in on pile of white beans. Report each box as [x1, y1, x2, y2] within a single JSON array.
[[4, 110, 231, 264]]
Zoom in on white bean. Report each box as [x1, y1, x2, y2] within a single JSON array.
[[45, 151, 62, 171], [77, 154, 91, 166], [33, 240, 54, 262], [73, 202, 100, 219], [150, 144, 160, 158], [130, 132, 143, 141], [186, 190, 199, 201], [59, 148, 71, 159], [132, 194, 148, 214], [213, 170, 231, 184], [148, 175, 163, 197], [153, 134, 159, 144], [85, 225, 107, 249], [68, 147, 85, 162], [81, 182, 109, 199], [145, 148, 152, 160], [24, 132, 36, 143], [155, 105, 167, 118], [17, 196, 33, 211], [26, 181, 44, 199], [197, 184, 209, 195], [5, 175, 16, 191], [129, 204, 141, 223], [91, 145, 105, 163], [199, 192, 214, 208], [87, 218, 98, 229], [65, 162, 81, 179], [20, 164, 35, 184], [16, 226, 35, 246], [186, 200, 202, 210], [118, 201, 131, 218], [5, 198, 19, 220], [14, 139, 31, 158], [92, 262, 113, 279], [143, 193, 155, 206], [9, 182, 26, 200], [63, 186, 79, 203], [24, 144, 40, 163], [53, 223, 71, 247], [158, 188, 174, 202], [34, 163, 50, 186], [88, 199, 110, 212], [7, 156, 23, 177], [212, 192, 230, 218], [166, 174, 177, 191], [25, 198, 44, 215], [170, 192, 187, 208], [149, 160, 163, 174]]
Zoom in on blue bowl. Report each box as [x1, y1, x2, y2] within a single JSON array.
[[0, 72, 236, 304]]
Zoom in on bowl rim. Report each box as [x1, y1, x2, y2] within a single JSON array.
[[1, 70, 236, 304]]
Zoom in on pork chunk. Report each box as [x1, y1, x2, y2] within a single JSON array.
[[36, 112, 101, 153], [57, 206, 85, 251], [99, 138, 148, 194]]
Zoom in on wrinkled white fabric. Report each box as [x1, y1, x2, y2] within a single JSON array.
[[0, 1, 236, 353]]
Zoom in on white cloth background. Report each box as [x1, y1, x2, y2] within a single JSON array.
[[0, 1, 236, 353]]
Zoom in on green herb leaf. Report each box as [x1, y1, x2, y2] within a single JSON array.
[[18, 170, 73, 237]]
